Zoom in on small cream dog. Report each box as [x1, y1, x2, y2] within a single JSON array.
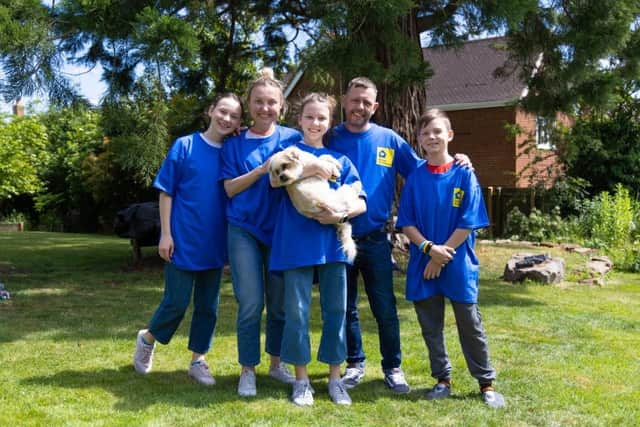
[[269, 146, 362, 262]]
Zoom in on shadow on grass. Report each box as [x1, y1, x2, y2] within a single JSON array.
[[22, 366, 298, 410]]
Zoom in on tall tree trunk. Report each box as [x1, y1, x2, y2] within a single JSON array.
[[375, 10, 426, 157]]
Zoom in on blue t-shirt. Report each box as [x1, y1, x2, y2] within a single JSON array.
[[269, 142, 366, 271], [220, 125, 302, 245], [397, 163, 489, 303], [153, 133, 228, 271], [327, 123, 423, 236]]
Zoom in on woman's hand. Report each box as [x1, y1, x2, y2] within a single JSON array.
[[158, 234, 174, 262]]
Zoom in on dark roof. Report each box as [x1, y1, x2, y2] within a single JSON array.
[[422, 37, 526, 108]]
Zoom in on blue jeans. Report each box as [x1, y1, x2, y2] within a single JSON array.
[[227, 224, 285, 367], [281, 263, 347, 366], [148, 263, 221, 355], [346, 230, 401, 370]]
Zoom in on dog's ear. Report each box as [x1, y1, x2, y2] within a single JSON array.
[[287, 147, 300, 161]]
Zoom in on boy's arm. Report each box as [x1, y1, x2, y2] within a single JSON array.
[[443, 228, 472, 249], [402, 225, 455, 265], [158, 192, 174, 262]]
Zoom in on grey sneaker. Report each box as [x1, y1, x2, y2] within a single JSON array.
[[383, 367, 411, 394], [188, 361, 215, 386], [425, 382, 451, 400], [328, 380, 352, 405], [482, 389, 506, 408], [133, 329, 155, 374], [291, 380, 314, 406], [268, 362, 296, 384], [238, 369, 257, 397], [341, 363, 365, 389]]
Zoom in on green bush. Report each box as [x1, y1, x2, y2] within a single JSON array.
[[505, 206, 571, 242]]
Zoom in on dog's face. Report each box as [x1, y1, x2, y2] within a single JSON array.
[[269, 147, 305, 187]]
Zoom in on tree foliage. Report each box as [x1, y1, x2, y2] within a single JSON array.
[[558, 90, 640, 195], [0, 115, 49, 200]]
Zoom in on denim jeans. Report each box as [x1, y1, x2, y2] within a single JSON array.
[[281, 263, 347, 366], [346, 230, 401, 370], [148, 263, 221, 355], [227, 224, 286, 367]]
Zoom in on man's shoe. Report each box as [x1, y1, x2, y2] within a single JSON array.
[[383, 367, 411, 394], [188, 361, 215, 386], [133, 329, 155, 374], [341, 363, 365, 389], [291, 380, 314, 406], [238, 369, 257, 397], [482, 389, 506, 408], [268, 362, 296, 384], [425, 382, 451, 400], [328, 380, 352, 405]]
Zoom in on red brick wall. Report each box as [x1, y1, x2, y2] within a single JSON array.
[[514, 109, 560, 188], [444, 106, 561, 188], [445, 107, 518, 188]]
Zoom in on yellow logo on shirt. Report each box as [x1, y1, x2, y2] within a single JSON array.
[[452, 188, 464, 207], [376, 147, 394, 167]]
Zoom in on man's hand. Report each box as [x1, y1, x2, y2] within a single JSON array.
[[453, 153, 473, 170]]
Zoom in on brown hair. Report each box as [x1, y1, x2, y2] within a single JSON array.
[[298, 92, 337, 147], [204, 92, 243, 127], [346, 76, 377, 94], [246, 67, 287, 115], [417, 108, 452, 132]]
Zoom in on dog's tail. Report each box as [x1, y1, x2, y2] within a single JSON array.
[[336, 222, 357, 263]]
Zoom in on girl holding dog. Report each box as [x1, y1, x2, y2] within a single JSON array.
[[221, 69, 336, 397], [269, 93, 367, 406], [133, 93, 243, 386]]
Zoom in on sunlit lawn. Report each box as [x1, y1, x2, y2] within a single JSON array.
[[1, 232, 639, 426]]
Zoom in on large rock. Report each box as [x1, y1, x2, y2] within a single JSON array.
[[503, 253, 565, 284]]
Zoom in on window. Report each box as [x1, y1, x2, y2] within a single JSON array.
[[536, 116, 555, 150]]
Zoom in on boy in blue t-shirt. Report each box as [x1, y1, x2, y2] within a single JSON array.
[[133, 93, 242, 386], [397, 109, 506, 408]]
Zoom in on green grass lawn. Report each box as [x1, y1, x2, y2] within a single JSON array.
[[1, 232, 639, 426]]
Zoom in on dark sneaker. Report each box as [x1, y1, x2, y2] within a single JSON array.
[[482, 389, 506, 408], [133, 329, 155, 374], [328, 380, 352, 405], [383, 367, 410, 394], [425, 382, 451, 400], [291, 380, 314, 406], [341, 363, 365, 389], [188, 361, 215, 386]]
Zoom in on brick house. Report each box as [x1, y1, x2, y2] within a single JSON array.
[[422, 36, 563, 189]]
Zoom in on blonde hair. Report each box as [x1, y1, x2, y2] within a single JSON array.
[[246, 67, 287, 115], [417, 108, 452, 132]]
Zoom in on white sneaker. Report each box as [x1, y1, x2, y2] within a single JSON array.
[[188, 361, 215, 386], [238, 369, 257, 397], [268, 362, 296, 384], [133, 329, 155, 374], [291, 380, 314, 406], [341, 363, 365, 389], [328, 380, 352, 405]]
